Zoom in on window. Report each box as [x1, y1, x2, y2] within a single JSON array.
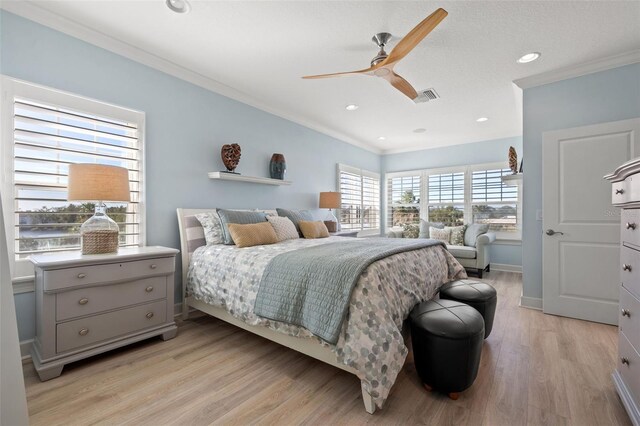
[[338, 164, 380, 232], [384, 162, 521, 239], [387, 173, 421, 227], [1, 78, 145, 278], [427, 171, 465, 227], [471, 168, 518, 232]]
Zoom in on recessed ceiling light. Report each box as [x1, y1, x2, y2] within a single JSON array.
[[377, 136, 386, 141], [166, 0, 191, 14], [476, 117, 489, 122], [517, 52, 541, 64], [413, 128, 426, 133], [345, 104, 359, 111]]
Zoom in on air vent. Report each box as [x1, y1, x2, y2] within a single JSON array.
[[414, 88, 440, 104]]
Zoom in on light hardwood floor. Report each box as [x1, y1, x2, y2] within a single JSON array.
[[23, 271, 631, 425]]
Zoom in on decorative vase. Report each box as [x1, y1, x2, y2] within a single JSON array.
[[508, 146, 518, 174], [221, 143, 241, 173], [269, 153, 286, 180]]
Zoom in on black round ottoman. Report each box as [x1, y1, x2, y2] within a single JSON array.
[[439, 280, 497, 338], [410, 299, 484, 400]]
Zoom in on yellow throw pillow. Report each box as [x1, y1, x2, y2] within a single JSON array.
[[227, 222, 278, 248], [298, 220, 330, 239]]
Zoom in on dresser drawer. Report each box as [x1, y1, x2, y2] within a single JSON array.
[[613, 180, 628, 205], [622, 209, 640, 248], [620, 286, 640, 352], [621, 245, 640, 299], [56, 300, 166, 353], [44, 256, 174, 291], [55, 276, 167, 321], [619, 332, 640, 403]]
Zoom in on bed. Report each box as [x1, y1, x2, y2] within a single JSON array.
[[177, 208, 466, 414]]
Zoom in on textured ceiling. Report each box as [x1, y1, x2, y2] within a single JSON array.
[[15, 1, 640, 153]]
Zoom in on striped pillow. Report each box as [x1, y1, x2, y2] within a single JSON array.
[[227, 222, 278, 248], [217, 209, 268, 245]]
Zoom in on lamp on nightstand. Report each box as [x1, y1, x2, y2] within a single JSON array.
[[67, 164, 130, 255], [319, 191, 341, 233]]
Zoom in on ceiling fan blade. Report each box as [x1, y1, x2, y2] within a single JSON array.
[[302, 66, 376, 79], [383, 72, 418, 100], [384, 8, 448, 66]]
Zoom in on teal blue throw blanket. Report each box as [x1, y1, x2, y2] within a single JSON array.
[[254, 238, 445, 344]]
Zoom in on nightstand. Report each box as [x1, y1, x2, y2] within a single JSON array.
[[30, 246, 179, 381], [330, 230, 359, 238]]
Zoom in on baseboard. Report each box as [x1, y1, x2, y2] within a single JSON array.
[[19, 303, 186, 363], [519, 295, 543, 310], [20, 339, 33, 361], [490, 263, 522, 273]]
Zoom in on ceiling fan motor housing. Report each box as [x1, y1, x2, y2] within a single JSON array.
[[370, 32, 392, 66]]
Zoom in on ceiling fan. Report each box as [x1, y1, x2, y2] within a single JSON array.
[[302, 8, 448, 101]]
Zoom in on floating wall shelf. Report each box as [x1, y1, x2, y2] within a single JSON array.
[[501, 174, 523, 186], [208, 172, 292, 186]]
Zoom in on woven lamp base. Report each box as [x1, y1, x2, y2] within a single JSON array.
[[82, 230, 119, 255]]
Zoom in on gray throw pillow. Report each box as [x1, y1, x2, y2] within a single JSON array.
[[464, 223, 490, 247], [418, 219, 445, 238], [217, 209, 268, 245], [276, 208, 314, 234]]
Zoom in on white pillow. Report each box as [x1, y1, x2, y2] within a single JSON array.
[[429, 226, 451, 244], [267, 215, 299, 242], [195, 211, 224, 245]]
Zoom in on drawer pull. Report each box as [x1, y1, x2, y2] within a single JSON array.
[[78, 328, 89, 336], [616, 189, 625, 194], [621, 357, 630, 366], [150, 264, 157, 270], [78, 298, 89, 305], [622, 264, 632, 272], [626, 222, 637, 230], [77, 273, 86, 279], [145, 286, 154, 293], [146, 312, 154, 319], [621, 308, 631, 317]]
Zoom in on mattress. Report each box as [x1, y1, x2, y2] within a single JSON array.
[[187, 236, 466, 408]]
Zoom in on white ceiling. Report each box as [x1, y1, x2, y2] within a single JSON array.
[[12, 1, 640, 153]]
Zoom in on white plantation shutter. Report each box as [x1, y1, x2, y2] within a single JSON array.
[[12, 97, 143, 258], [428, 172, 465, 204], [338, 164, 380, 231], [387, 174, 421, 227], [471, 167, 519, 231], [471, 168, 518, 203]]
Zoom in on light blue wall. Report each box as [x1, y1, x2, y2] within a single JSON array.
[[1, 11, 379, 341], [522, 63, 640, 300], [382, 136, 524, 266]]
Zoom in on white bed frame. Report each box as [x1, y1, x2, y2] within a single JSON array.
[[176, 208, 376, 414]]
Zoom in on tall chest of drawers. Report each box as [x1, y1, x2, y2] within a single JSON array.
[[30, 246, 179, 381], [606, 159, 640, 425]]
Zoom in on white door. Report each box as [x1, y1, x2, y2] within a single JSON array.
[[543, 118, 640, 325]]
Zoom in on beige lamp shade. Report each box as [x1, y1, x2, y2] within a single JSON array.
[[319, 192, 341, 209], [67, 164, 130, 202]]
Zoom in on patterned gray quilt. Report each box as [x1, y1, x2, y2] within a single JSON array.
[[254, 238, 445, 344], [187, 236, 466, 408]]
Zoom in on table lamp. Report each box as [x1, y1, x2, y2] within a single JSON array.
[[67, 164, 130, 255], [319, 191, 341, 233]]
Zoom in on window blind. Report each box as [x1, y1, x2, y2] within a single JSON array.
[[428, 172, 464, 204], [13, 98, 142, 258], [472, 168, 518, 203], [338, 165, 380, 231]]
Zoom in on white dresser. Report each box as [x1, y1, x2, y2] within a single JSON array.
[[30, 246, 179, 381], [606, 159, 640, 425]]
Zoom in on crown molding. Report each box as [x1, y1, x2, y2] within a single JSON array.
[[0, 1, 381, 154], [513, 49, 640, 89]]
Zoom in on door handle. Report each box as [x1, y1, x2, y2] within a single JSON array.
[[545, 229, 564, 236]]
